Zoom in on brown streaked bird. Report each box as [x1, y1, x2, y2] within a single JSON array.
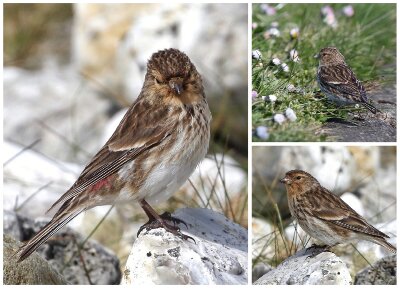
[[316, 46, 378, 114], [17, 48, 211, 262], [280, 170, 396, 253]]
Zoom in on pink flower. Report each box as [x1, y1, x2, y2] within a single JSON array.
[[252, 90, 258, 101], [274, 113, 286, 124], [342, 5, 354, 17], [260, 4, 276, 15]]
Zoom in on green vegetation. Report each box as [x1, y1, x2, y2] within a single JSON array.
[[252, 4, 396, 142]]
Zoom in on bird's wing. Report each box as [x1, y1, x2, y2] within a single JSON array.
[[319, 64, 366, 98], [48, 96, 175, 212], [308, 187, 389, 238]]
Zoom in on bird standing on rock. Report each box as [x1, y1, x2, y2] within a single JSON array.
[[281, 170, 396, 253], [17, 48, 211, 261], [316, 46, 379, 114]]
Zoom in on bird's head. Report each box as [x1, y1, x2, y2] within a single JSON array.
[[315, 47, 346, 66], [146, 48, 204, 104], [280, 170, 319, 195]]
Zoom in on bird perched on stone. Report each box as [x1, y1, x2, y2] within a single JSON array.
[[316, 47, 378, 114], [280, 170, 396, 253], [17, 48, 211, 261]]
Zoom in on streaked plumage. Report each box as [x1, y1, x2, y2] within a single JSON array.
[[316, 47, 378, 114], [17, 48, 211, 261], [280, 170, 396, 253]]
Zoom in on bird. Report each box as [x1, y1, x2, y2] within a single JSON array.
[[17, 48, 212, 262], [316, 46, 378, 114], [280, 169, 396, 253]]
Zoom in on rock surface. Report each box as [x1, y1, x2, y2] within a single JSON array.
[[3, 141, 80, 218], [354, 254, 396, 285], [3, 234, 67, 285], [252, 262, 273, 282], [3, 65, 110, 163], [4, 210, 121, 285], [253, 248, 352, 285], [122, 208, 248, 285], [319, 85, 396, 142]]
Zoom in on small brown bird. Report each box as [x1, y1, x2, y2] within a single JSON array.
[[316, 46, 378, 114], [17, 48, 211, 261], [280, 170, 396, 253]]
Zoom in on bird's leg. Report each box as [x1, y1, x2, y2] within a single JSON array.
[[159, 211, 188, 229], [137, 199, 195, 243], [305, 244, 333, 259], [306, 243, 329, 251]]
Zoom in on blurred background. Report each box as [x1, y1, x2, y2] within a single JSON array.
[[252, 146, 396, 281], [3, 3, 248, 272]]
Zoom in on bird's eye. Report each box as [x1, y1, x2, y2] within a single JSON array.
[[296, 176, 302, 180]]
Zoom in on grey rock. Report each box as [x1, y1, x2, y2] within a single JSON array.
[[3, 210, 22, 240], [252, 262, 273, 282], [123, 208, 248, 285], [319, 85, 396, 142], [3, 65, 110, 163], [3, 234, 67, 285], [355, 254, 396, 285], [4, 210, 121, 285], [253, 248, 351, 285]]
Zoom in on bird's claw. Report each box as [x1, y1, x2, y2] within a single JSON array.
[[137, 213, 195, 243]]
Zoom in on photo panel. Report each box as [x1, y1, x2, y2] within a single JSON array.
[[251, 3, 396, 142], [252, 145, 396, 284]]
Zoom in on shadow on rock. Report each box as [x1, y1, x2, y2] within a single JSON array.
[[319, 85, 396, 142]]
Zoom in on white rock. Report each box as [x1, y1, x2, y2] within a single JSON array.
[[101, 108, 128, 143], [279, 147, 355, 191], [355, 219, 397, 259], [253, 248, 351, 285], [252, 262, 273, 282], [284, 222, 310, 249], [113, 3, 247, 101], [341, 192, 364, 216], [123, 208, 247, 285], [180, 154, 246, 212], [3, 141, 80, 217], [358, 163, 396, 221], [3, 65, 110, 163]]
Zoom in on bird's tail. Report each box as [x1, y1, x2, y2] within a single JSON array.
[[361, 101, 379, 114], [17, 206, 84, 262], [372, 237, 397, 253]]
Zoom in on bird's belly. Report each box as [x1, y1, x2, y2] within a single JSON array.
[[325, 92, 355, 105], [117, 126, 209, 206], [298, 217, 344, 246]]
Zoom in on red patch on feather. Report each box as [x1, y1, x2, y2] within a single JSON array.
[[89, 176, 112, 192]]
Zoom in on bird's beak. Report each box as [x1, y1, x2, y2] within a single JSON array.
[[169, 78, 184, 95], [280, 177, 291, 184], [314, 53, 320, 59]]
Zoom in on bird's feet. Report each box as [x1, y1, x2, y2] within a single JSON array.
[[137, 212, 195, 243], [305, 244, 331, 259]]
